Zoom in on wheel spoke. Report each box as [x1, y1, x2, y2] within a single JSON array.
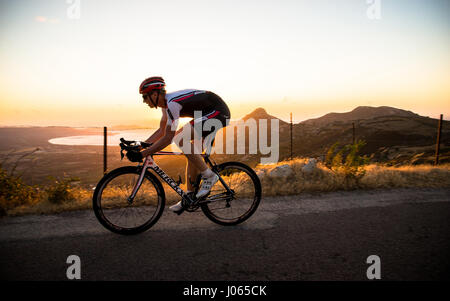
[[202, 163, 261, 225], [94, 169, 164, 234]]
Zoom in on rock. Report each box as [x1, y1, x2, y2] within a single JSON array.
[[268, 164, 293, 178], [302, 158, 317, 173], [256, 170, 265, 179]]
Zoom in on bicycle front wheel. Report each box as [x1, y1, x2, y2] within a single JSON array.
[[200, 162, 261, 226], [93, 166, 165, 235]]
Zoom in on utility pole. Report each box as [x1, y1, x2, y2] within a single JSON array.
[[434, 114, 443, 165], [290, 112, 293, 160], [103, 126, 107, 173], [352, 122, 355, 144]]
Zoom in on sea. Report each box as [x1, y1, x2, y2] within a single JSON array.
[[48, 129, 157, 146]]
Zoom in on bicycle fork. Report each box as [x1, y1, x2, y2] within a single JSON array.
[[127, 157, 152, 203]]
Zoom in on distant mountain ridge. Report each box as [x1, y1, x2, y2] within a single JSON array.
[[238, 105, 449, 164], [241, 106, 423, 127], [301, 106, 420, 126], [242, 107, 288, 125]]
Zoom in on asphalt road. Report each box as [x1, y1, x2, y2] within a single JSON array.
[[1, 188, 449, 281]]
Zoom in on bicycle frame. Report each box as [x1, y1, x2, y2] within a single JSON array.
[[128, 154, 190, 203], [128, 151, 234, 206]]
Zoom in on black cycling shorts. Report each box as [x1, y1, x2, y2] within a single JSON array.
[[189, 106, 230, 139]]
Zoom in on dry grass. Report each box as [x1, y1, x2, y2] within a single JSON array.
[[6, 159, 450, 216], [255, 158, 450, 196], [360, 164, 450, 189], [7, 182, 188, 216], [7, 186, 93, 216]]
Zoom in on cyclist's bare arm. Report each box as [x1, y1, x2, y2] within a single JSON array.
[[141, 124, 175, 157], [145, 110, 167, 144]]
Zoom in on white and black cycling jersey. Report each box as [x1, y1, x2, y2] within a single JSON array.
[[164, 89, 230, 128]]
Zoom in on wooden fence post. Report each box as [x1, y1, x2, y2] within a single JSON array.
[[103, 126, 107, 173], [290, 112, 293, 160], [352, 122, 355, 144], [434, 114, 443, 165]]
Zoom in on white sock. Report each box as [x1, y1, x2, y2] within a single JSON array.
[[201, 168, 214, 178]]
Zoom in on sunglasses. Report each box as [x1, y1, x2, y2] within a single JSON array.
[[143, 89, 165, 100]]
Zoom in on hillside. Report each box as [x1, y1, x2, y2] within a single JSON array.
[[242, 107, 289, 126], [302, 106, 419, 126], [0, 105, 448, 188], [236, 106, 450, 165]]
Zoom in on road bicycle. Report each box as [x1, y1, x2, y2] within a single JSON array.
[[93, 138, 262, 235]]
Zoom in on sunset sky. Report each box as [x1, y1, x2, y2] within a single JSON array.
[[0, 0, 449, 127]]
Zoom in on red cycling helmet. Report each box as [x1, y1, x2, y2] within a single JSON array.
[[139, 76, 165, 94]]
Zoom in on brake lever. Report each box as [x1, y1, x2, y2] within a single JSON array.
[[141, 141, 152, 148]]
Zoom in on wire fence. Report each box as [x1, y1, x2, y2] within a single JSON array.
[[96, 114, 447, 172], [285, 113, 447, 165]]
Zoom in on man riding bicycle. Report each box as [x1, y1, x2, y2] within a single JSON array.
[[130, 76, 231, 212]]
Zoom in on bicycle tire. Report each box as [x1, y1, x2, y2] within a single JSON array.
[[93, 166, 165, 235], [200, 161, 262, 226]]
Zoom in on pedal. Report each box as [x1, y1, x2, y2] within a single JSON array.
[[176, 175, 182, 186], [175, 208, 185, 215], [174, 197, 190, 215]]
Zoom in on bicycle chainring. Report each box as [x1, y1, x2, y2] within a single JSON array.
[[180, 197, 198, 212], [185, 204, 200, 212]]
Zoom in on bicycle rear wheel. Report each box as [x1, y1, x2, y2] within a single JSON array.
[[93, 166, 165, 235], [200, 161, 261, 226]]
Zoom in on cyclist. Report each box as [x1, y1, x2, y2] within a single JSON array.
[[130, 76, 231, 212]]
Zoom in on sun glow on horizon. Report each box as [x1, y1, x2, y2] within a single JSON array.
[[1, 0, 449, 127]]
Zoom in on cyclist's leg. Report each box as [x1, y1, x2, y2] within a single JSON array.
[[176, 109, 229, 199], [186, 156, 200, 192], [190, 110, 229, 198], [174, 123, 209, 189], [169, 125, 207, 212], [174, 122, 208, 167]]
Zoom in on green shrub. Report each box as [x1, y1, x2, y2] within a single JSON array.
[[325, 140, 370, 189], [0, 165, 41, 215], [45, 175, 80, 204]]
